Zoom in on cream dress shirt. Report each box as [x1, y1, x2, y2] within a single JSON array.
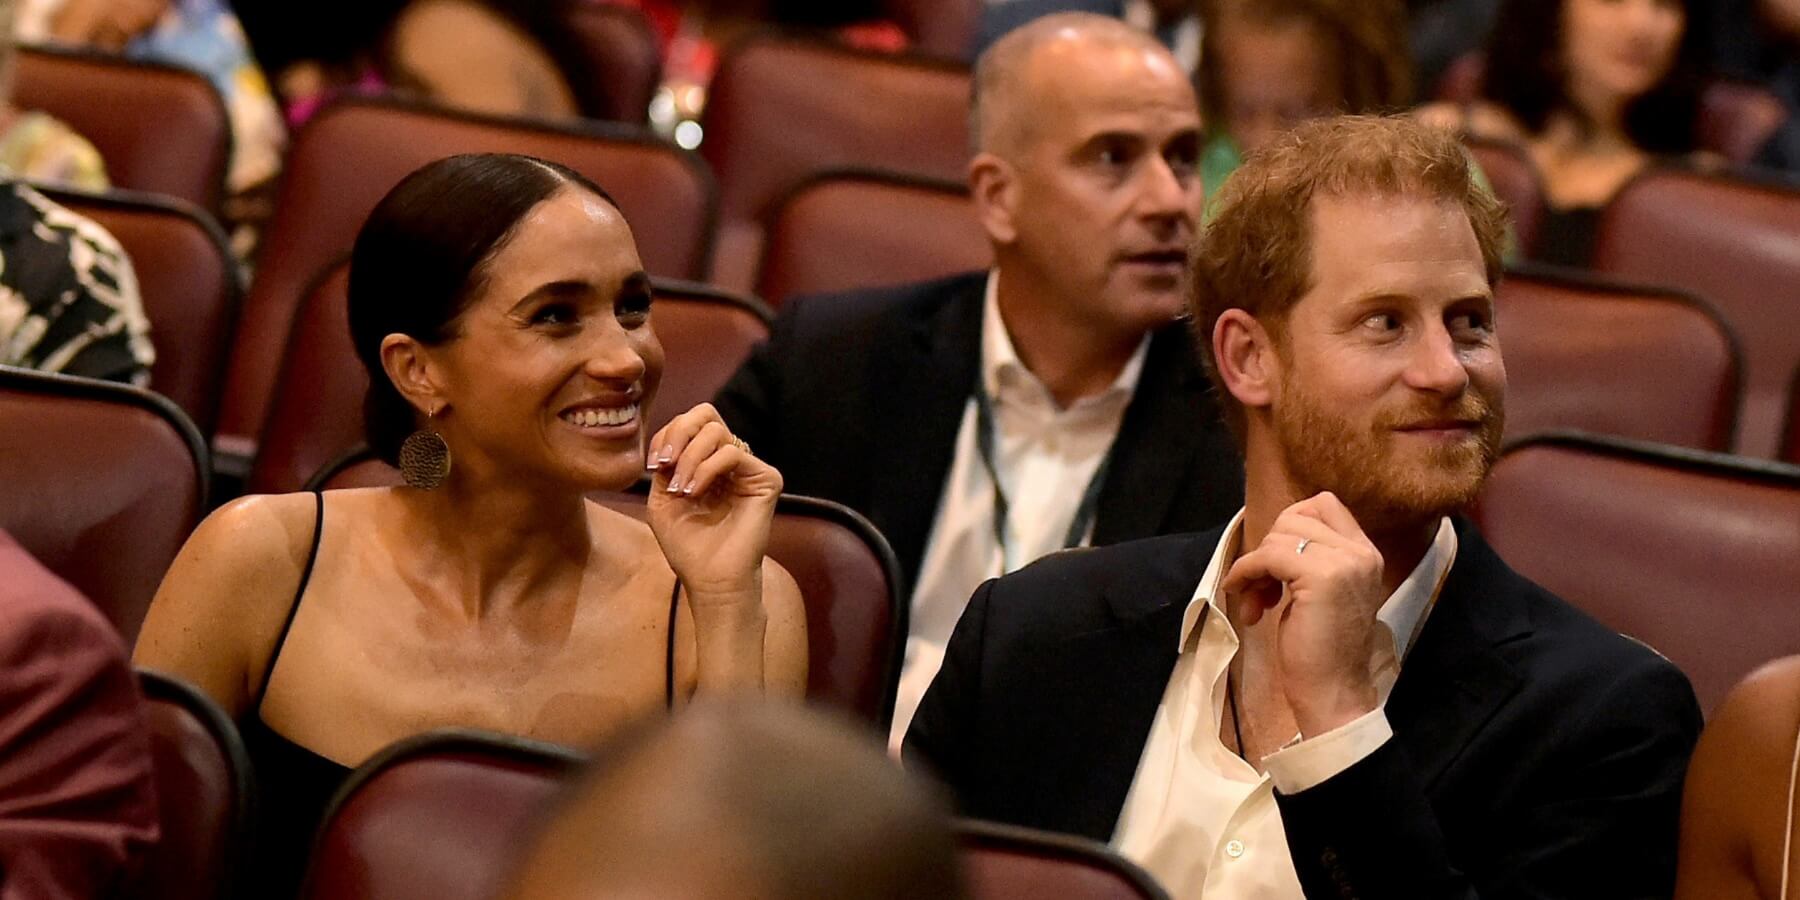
[[1111, 511, 1458, 898], [888, 272, 1148, 752]]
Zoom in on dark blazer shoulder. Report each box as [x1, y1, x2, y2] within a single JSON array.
[[777, 270, 988, 339], [977, 528, 1223, 640]]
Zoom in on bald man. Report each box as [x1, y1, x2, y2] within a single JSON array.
[[497, 703, 965, 900], [714, 13, 1242, 747]]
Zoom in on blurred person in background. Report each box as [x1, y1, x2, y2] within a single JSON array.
[[1406, 0, 1500, 98], [0, 0, 108, 189], [499, 703, 966, 900], [974, 0, 1203, 71], [1710, 0, 1800, 172], [1418, 0, 1707, 267]]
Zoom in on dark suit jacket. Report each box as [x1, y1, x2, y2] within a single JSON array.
[[712, 272, 1245, 593], [906, 519, 1703, 899], [0, 530, 158, 897]]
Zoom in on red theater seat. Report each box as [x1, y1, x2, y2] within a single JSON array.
[[960, 820, 1170, 900], [554, 2, 661, 123], [124, 671, 253, 900], [700, 35, 970, 290], [43, 187, 242, 435], [215, 98, 716, 461], [0, 368, 206, 641], [1473, 434, 1800, 714], [299, 730, 580, 900], [248, 270, 768, 495], [1592, 167, 1800, 458], [1463, 136, 1544, 255], [756, 170, 990, 307], [308, 456, 905, 727], [881, 0, 982, 58], [13, 46, 230, 211], [1497, 267, 1739, 451]]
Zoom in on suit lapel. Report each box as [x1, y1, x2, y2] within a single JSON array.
[[866, 275, 986, 588], [1092, 325, 1215, 544], [1387, 520, 1531, 791]]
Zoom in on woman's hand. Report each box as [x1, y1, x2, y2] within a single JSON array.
[[644, 403, 782, 603]]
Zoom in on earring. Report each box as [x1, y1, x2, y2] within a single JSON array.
[[399, 405, 452, 490]]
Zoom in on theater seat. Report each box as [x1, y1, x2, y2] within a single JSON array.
[[1463, 136, 1544, 255], [756, 170, 990, 308], [124, 671, 253, 900], [307, 454, 905, 727], [248, 271, 768, 495], [552, 2, 661, 123], [215, 97, 717, 463], [12, 46, 230, 211], [700, 35, 970, 290], [300, 730, 581, 900], [883, 0, 982, 59], [1591, 168, 1800, 457], [43, 187, 242, 435], [1473, 433, 1800, 713], [1498, 267, 1739, 451], [0, 368, 207, 641], [959, 820, 1170, 900]]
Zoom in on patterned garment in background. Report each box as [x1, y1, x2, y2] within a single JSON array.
[[0, 180, 152, 384], [0, 110, 110, 192]]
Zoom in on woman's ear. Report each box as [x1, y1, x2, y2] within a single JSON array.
[[1212, 309, 1279, 412], [969, 152, 1019, 246], [379, 334, 448, 416]]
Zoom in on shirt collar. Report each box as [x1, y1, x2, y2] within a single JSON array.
[[980, 269, 1150, 409], [1178, 510, 1459, 666]]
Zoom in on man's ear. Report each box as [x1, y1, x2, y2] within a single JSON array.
[[969, 151, 1019, 246], [1212, 309, 1280, 412], [379, 334, 449, 416]]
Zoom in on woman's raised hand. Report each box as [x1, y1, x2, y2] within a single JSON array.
[[644, 403, 782, 602]]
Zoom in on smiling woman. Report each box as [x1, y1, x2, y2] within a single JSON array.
[[130, 153, 808, 899]]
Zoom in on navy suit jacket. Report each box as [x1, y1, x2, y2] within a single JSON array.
[[712, 272, 1244, 594], [906, 519, 1703, 899]]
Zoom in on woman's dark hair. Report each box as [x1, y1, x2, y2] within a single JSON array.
[[347, 153, 620, 465], [1480, 0, 1707, 154]]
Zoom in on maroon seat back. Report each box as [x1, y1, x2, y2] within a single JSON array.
[[700, 35, 970, 290], [299, 730, 581, 900], [1463, 136, 1544, 255], [1698, 80, 1790, 165], [1497, 268, 1739, 451], [43, 187, 242, 435], [756, 170, 990, 307], [307, 459, 906, 726], [1592, 167, 1800, 457], [216, 98, 716, 458], [12, 47, 230, 211], [248, 271, 767, 495], [553, 2, 661, 123], [959, 820, 1170, 900], [1473, 434, 1800, 713], [880, 0, 981, 58], [124, 671, 253, 900], [0, 368, 206, 641]]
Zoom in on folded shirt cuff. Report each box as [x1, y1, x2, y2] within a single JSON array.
[[1263, 707, 1393, 795]]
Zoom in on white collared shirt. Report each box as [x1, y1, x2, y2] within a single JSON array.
[[888, 271, 1149, 752], [1111, 511, 1458, 898]]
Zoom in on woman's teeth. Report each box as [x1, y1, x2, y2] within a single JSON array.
[[562, 404, 638, 428]]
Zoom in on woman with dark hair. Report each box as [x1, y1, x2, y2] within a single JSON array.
[[1419, 0, 1705, 265], [134, 152, 808, 896]]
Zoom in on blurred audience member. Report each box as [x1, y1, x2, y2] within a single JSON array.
[[1199, 0, 1412, 209], [1406, 0, 1499, 97], [499, 703, 966, 900], [17, 0, 287, 208], [974, 0, 1202, 72], [134, 153, 805, 898], [1711, 0, 1800, 172], [1418, 0, 1706, 266], [0, 179, 152, 384], [715, 13, 1243, 753], [0, 0, 107, 189], [0, 530, 158, 898], [1674, 655, 1800, 900]]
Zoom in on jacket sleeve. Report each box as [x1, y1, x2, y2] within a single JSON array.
[[712, 295, 807, 467], [0, 569, 160, 899], [902, 577, 997, 800], [1275, 656, 1701, 900]]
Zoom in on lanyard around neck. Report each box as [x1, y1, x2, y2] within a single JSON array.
[[972, 385, 1113, 573]]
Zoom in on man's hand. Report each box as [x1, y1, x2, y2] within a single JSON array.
[[1222, 492, 1385, 738]]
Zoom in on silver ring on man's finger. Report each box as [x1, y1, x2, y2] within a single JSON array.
[[1296, 538, 1310, 555]]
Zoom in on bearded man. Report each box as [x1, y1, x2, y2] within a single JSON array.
[[904, 115, 1702, 900]]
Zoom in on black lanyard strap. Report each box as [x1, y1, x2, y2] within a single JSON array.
[[972, 386, 1113, 571]]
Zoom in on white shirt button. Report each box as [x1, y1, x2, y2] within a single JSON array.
[[1225, 839, 1245, 859]]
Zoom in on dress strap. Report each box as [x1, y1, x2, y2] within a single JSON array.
[[256, 491, 325, 707], [665, 578, 681, 709]]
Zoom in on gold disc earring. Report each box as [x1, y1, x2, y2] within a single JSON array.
[[399, 405, 452, 489]]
